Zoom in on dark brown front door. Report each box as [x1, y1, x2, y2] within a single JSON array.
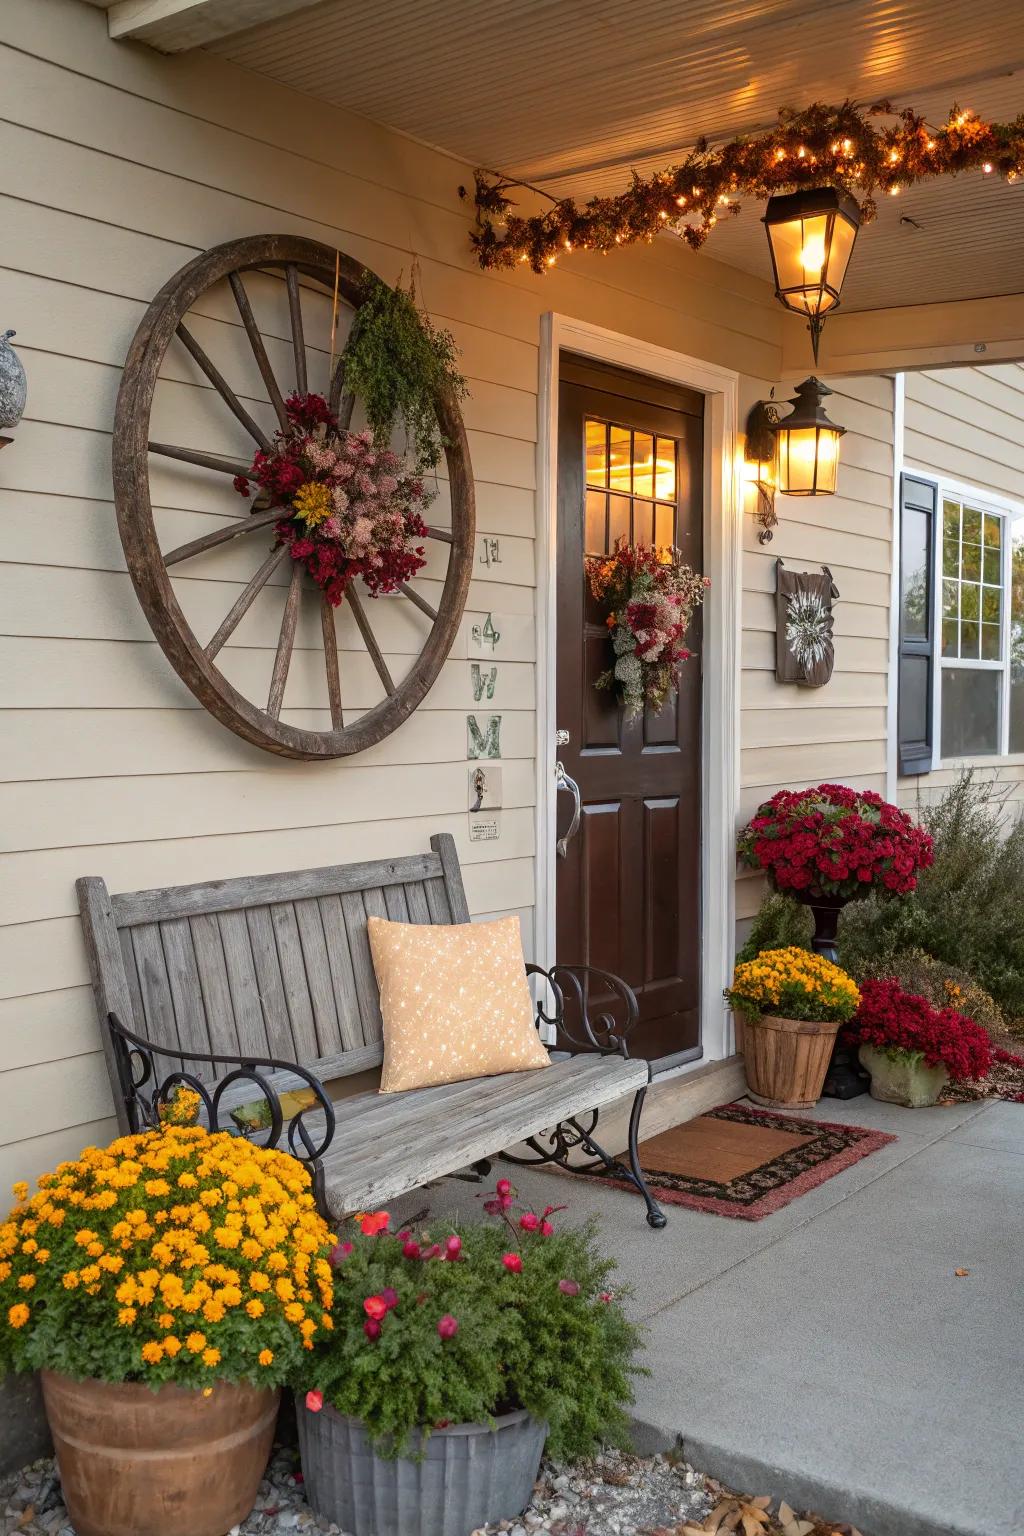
[[556, 356, 704, 1063]]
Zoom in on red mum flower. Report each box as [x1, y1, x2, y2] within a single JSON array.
[[437, 1314, 459, 1339], [501, 1252, 523, 1274]]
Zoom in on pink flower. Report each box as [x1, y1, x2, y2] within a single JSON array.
[[363, 1319, 381, 1341], [540, 1220, 554, 1237], [519, 1212, 539, 1232], [502, 1252, 523, 1274], [496, 1178, 512, 1198], [402, 1240, 421, 1260], [364, 1295, 388, 1322], [380, 1288, 399, 1311], [599, 1290, 615, 1304], [445, 1234, 462, 1260], [558, 1279, 580, 1296], [437, 1314, 459, 1340], [305, 1390, 323, 1413], [328, 1241, 353, 1267]]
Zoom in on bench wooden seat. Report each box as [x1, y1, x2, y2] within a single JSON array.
[[77, 833, 667, 1228]]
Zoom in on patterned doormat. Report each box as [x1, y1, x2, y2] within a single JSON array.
[[598, 1100, 896, 1220]]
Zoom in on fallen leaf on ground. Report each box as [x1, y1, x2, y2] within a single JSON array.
[[954, 1268, 970, 1277]]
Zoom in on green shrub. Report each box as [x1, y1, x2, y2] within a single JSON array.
[[844, 945, 1005, 1040], [838, 772, 1024, 1019], [736, 891, 813, 964], [306, 1195, 643, 1459]]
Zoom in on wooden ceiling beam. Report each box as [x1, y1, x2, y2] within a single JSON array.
[[786, 294, 1024, 377], [106, 0, 324, 53]]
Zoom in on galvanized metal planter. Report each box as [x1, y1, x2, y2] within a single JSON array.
[[297, 1395, 546, 1536]]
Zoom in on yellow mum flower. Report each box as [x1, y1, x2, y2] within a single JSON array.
[[258, 1348, 274, 1367], [8, 1303, 30, 1328], [162, 1335, 182, 1356], [17, 1274, 36, 1291], [141, 1341, 164, 1365], [250, 1272, 270, 1293], [11, 1182, 29, 1203], [185, 1331, 207, 1354], [284, 1302, 305, 1324], [202, 1347, 221, 1369], [246, 1298, 265, 1319], [118, 1307, 137, 1326]]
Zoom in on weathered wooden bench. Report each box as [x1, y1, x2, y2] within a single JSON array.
[[77, 833, 666, 1228]]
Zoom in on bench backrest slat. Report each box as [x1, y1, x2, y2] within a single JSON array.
[[77, 835, 471, 1131]]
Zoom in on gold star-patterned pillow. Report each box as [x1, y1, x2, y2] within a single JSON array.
[[367, 915, 551, 1093]]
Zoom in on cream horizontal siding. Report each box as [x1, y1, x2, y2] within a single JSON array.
[[0, 0, 789, 1188], [737, 372, 895, 943], [900, 364, 1024, 813], [0, 0, 901, 1187]]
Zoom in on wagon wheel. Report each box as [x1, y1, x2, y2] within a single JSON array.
[[113, 234, 475, 759]]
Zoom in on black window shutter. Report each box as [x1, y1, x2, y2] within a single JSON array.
[[897, 474, 938, 776]]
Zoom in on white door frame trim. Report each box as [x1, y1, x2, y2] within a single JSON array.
[[534, 313, 741, 1067]]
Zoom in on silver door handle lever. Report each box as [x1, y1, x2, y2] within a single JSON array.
[[555, 760, 581, 858]]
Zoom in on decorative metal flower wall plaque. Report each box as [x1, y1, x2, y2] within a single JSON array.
[[775, 559, 839, 687]]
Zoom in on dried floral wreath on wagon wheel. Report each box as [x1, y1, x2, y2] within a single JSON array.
[[112, 235, 473, 760]]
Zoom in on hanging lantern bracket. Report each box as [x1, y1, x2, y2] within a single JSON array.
[[745, 396, 781, 544]]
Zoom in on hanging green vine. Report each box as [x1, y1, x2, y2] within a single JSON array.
[[343, 271, 467, 469]]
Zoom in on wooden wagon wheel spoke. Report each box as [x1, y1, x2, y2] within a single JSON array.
[[345, 583, 396, 697], [285, 265, 307, 395], [397, 582, 439, 622], [205, 545, 288, 660], [114, 234, 474, 759], [149, 441, 251, 477], [175, 322, 272, 451], [163, 507, 281, 567], [321, 596, 344, 729], [228, 272, 289, 433], [267, 560, 303, 719]]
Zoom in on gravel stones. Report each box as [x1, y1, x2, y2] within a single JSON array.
[[1, 1442, 712, 1536]]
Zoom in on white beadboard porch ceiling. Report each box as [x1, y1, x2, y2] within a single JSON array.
[[208, 0, 1024, 312]]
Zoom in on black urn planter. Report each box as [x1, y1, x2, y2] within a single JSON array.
[[794, 892, 869, 1100]]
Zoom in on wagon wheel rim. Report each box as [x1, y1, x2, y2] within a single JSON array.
[[113, 234, 475, 760]]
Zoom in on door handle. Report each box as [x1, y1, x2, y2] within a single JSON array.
[[554, 760, 581, 858]]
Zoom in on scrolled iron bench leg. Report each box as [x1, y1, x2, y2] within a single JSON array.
[[627, 1086, 668, 1229]]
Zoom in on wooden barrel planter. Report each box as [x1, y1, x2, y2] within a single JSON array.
[[40, 1371, 279, 1536], [742, 1013, 841, 1109]]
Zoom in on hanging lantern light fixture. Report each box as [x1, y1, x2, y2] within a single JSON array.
[[763, 188, 860, 363], [770, 376, 846, 496]]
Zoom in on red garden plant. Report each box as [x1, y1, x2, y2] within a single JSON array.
[[301, 1185, 642, 1457], [843, 978, 993, 1081], [738, 784, 933, 902]]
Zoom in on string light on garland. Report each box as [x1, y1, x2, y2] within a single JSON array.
[[464, 100, 1024, 274]]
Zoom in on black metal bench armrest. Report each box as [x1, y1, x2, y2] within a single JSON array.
[[526, 962, 640, 1057], [105, 1011, 336, 1164]]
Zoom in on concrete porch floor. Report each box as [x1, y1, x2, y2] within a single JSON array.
[[387, 1093, 1024, 1536]]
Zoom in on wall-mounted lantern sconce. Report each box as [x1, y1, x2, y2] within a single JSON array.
[[771, 375, 846, 497], [0, 330, 28, 450], [744, 395, 781, 544], [763, 188, 860, 364]]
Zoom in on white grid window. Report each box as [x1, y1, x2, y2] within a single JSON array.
[[932, 486, 1024, 761]]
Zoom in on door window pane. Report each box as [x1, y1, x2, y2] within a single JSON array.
[[632, 432, 655, 499], [585, 491, 608, 555], [632, 501, 654, 546], [608, 494, 631, 547], [655, 439, 676, 499], [608, 427, 632, 493], [941, 668, 1000, 757], [654, 503, 675, 547], [585, 420, 607, 487]]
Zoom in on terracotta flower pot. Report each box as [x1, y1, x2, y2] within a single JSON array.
[[859, 1044, 949, 1107], [40, 1371, 279, 1536], [742, 1013, 842, 1109]]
